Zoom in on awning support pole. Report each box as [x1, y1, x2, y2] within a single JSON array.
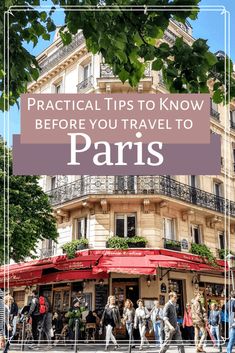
[[159, 268, 171, 281]]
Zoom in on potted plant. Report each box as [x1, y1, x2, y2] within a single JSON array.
[[218, 248, 234, 260], [106, 237, 128, 249], [190, 243, 216, 265], [164, 239, 181, 251], [106, 236, 147, 249], [126, 236, 147, 248], [62, 238, 89, 259]]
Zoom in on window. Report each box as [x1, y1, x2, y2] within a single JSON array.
[[83, 63, 92, 80], [191, 224, 201, 244], [115, 176, 135, 191], [210, 98, 220, 120], [51, 176, 56, 190], [214, 181, 222, 197], [115, 214, 136, 237], [163, 218, 175, 240], [75, 218, 87, 239], [233, 149, 235, 172], [189, 175, 198, 188], [52, 79, 63, 93], [218, 232, 225, 249], [230, 111, 235, 128]]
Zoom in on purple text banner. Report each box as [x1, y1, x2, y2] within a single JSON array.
[[20, 93, 210, 145], [13, 134, 220, 176]]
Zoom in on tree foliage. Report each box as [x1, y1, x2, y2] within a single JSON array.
[[0, 0, 235, 111], [0, 138, 58, 264]]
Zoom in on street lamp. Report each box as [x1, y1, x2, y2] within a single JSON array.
[[226, 253, 235, 290]]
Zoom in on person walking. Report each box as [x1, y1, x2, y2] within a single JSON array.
[[123, 299, 135, 348], [182, 303, 194, 344], [28, 290, 41, 343], [226, 290, 235, 353], [100, 295, 121, 351], [159, 292, 185, 353], [191, 292, 207, 353], [9, 296, 18, 338], [221, 304, 229, 340], [134, 299, 150, 350], [0, 290, 5, 350], [208, 303, 221, 348], [150, 299, 163, 348]]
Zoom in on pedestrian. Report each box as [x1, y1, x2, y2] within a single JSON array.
[[150, 299, 163, 348], [0, 290, 4, 350], [134, 298, 150, 351], [66, 298, 83, 341], [28, 290, 41, 343], [123, 299, 135, 348], [41, 296, 53, 347], [159, 292, 185, 353], [221, 304, 229, 340], [182, 303, 194, 344], [208, 303, 221, 348], [3, 294, 13, 353], [191, 291, 207, 353], [9, 296, 18, 338], [226, 290, 235, 353], [100, 295, 121, 351]]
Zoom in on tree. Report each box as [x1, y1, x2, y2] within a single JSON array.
[[0, 138, 58, 264], [1, 0, 235, 112]]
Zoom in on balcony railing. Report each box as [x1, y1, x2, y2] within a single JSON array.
[[210, 107, 220, 121], [39, 32, 85, 75], [77, 76, 93, 92], [40, 248, 55, 259], [100, 63, 151, 78], [46, 176, 235, 217], [163, 29, 177, 45]]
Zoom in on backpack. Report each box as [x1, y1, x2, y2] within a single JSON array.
[[39, 296, 49, 314]]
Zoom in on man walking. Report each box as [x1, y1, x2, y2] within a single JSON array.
[[226, 290, 235, 353], [159, 292, 185, 353], [191, 292, 207, 353], [28, 290, 41, 343]]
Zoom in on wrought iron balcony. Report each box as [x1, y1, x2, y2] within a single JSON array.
[[40, 247, 55, 259], [163, 29, 177, 45], [100, 63, 151, 79], [77, 76, 93, 92], [39, 32, 85, 75], [46, 176, 235, 217], [210, 107, 220, 121]]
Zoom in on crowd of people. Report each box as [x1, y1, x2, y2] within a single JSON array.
[[0, 288, 235, 352]]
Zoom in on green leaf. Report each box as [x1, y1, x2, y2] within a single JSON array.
[[31, 68, 39, 81], [60, 31, 72, 45], [42, 33, 50, 41], [118, 68, 129, 83], [152, 58, 163, 71], [213, 89, 224, 104], [40, 11, 47, 22], [205, 52, 218, 66]]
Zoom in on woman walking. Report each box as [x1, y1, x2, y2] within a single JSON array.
[[150, 299, 163, 348], [123, 299, 135, 348], [182, 303, 194, 344], [100, 295, 121, 351], [134, 299, 150, 350]]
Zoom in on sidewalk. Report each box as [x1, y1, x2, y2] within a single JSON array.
[[9, 342, 226, 353]]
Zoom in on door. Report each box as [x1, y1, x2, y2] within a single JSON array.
[[53, 287, 71, 313], [168, 279, 185, 320], [112, 280, 139, 338]]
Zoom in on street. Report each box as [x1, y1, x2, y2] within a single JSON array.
[[9, 342, 228, 353]]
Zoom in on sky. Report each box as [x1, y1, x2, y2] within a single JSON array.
[[1, 0, 235, 146]]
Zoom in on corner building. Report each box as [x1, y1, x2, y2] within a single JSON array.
[[4, 19, 235, 334]]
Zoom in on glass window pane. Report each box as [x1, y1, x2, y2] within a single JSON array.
[[116, 218, 125, 237], [127, 216, 136, 237]]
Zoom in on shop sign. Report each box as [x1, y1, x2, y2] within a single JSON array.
[[181, 239, 189, 250]]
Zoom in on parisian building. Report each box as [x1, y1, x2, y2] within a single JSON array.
[[2, 19, 235, 334]]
